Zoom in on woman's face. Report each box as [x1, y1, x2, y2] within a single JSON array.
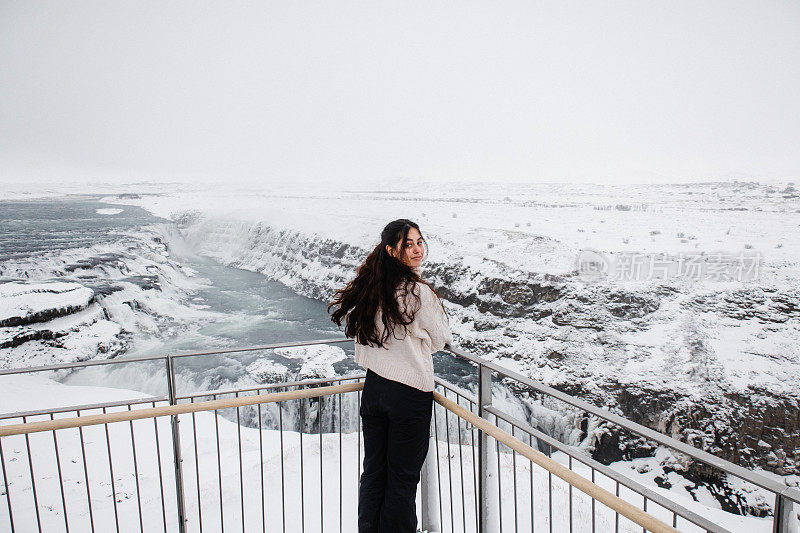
[[388, 227, 425, 268]]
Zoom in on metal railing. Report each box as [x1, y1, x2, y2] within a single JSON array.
[[0, 338, 360, 533], [1, 338, 798, 532], [438, 345, 800, 533], [426, 379, 724, 532]]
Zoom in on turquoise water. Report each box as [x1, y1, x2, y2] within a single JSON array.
[[0, 196, 161, 261]]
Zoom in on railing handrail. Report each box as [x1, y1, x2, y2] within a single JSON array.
[[434, 391, 679, 533], [1, 335, 796, 506], [444, 345, 800, 505], [0, 395, 171, 421], [0, 377, 683, 533], [0, 337, 351, 376], [175, 373, 366, 401], [0, 381, 363, 437]]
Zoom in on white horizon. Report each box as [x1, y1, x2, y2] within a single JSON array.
[[1, 0, 799, 188]]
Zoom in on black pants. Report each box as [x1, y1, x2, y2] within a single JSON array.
[[358, 369, 433, 533]]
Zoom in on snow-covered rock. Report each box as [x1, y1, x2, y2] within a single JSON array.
[[0, 282, 94, 327], [245, 359, 289, 383], [274, 344, 348, 380]]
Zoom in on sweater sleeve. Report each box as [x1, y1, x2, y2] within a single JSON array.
[[407, 283, 452, 353]]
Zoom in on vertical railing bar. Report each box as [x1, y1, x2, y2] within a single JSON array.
[[477, 364, 492, 533], [22, 416, 42, 533], [433, 399, 445, 530], [774, 493, 787, 533], [642, 496, 648, 533], [0, 435, 15, 533], [615, 481, 620, 533], [101, 409, 120, 533], [469, 399, 478, 533], [528, 432, 534, 532], [591, 467, 596, 533], [213, 395, 225, 533], [152, 399, 170, 533], [299, 395, 305, 533], [319, 393, 324, 533], [279, 399, 286, 533], [672, 511, 677, 528], [456, 395, 467, 532], [511, 425, 518, 533], [567, 455, 572, 533], [547, 471, 552, 533], [443, 388, 455, 533], [495, 413, 503, 532], [76, 411, 95, 533], [235, 395, 245, 533], [257, 401, 265, 533], [165, 356, 187, 533], [49, 413, 69, 533], [126, 407, 144, 533], [189, 399, 203, 533]]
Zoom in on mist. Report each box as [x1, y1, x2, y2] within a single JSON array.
[[1, 0, 799, 188]]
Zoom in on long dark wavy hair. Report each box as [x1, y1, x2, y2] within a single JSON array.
[[328, 219, 437, 348]]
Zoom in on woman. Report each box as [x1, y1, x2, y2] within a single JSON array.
[[329, 219, 452, 533]]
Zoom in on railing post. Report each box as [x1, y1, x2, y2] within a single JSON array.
[[774, 492, 800, 533], [420, 430, 440, 532], [478, 364, 499, 533], [166, 356, 188, 533]]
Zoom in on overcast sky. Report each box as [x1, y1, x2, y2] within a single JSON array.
[[1, 0, 799, 187]]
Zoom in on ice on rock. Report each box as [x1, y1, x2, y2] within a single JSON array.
[[274, 344, 348, 380], [0, 282, 94, 327], [246, 345, 349, 383], [245, 359, 290, 383]]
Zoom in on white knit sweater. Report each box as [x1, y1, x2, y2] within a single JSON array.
[[354, 281, 452, 392]]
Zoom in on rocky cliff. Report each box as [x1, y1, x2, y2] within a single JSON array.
[[172, 210, 800, 479]]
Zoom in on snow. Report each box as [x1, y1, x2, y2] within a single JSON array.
[[99, 180, 800, 286], [0, 282, 94, 327], [245, 359, 289, 383], [274, 345, 348, 379], [245, 346, 350, 383], [96, 208, 124, 215]]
